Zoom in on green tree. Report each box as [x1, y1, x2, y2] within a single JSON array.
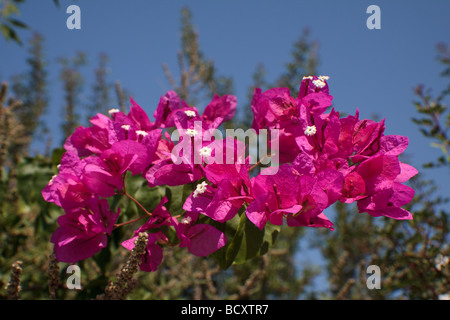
[[10, 32, 49, 155], [86, 52, 112, 120], [0, 0, 60, 45], [58, 51, 86, 143], [162, 7, 233, 106]]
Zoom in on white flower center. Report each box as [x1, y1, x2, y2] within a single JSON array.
[[184, 110, 196, 117], [185, 128, 198, 137], [108, 108, 120, 115], [304, 125, 317, 136], [312, 79, 326, 88], [121, 124, 130, 130], [318, 75, 330, 81], [193, 181, 208, 198], [136, 130, 148, 137], [199, 146, 212, 157], [181, 216, 192, 225]]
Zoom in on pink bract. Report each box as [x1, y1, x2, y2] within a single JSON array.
[[43, 75, 419, 273]]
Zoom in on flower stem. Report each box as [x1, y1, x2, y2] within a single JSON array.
[[120, 171, 152, 217], [250, 154, 270, 171], [124, 191, 153, 217], [113, 215, 147, 229]]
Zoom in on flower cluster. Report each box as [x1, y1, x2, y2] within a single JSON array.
[[246, 75, 418, 230], [42, 92, 235, 269], [42, 76, 418, 272]]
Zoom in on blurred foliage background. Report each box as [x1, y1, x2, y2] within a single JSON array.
[[0, 3, 449, 300]]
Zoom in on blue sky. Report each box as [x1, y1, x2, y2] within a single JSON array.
[[1, 0, 449, 295], [1, 0, 448, 188]]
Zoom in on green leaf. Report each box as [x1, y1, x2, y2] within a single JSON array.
[[51, 147, 65, 167], [0, 23, 22, 45], [164, 183, 194, 216], [16, 156, 54, 205], [92, 243, 111, 276], [234, 214, 280, 264], [7, 18, 28, 29], [209, 212, 243, 269], [209, 207, 280, 269]]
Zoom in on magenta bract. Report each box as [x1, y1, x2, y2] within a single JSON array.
[[42, 76, 418, 272]]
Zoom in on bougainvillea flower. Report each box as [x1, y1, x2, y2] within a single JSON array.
[[275, 128, 301, 164], [298, 75, 330, 98], [202, 94, 237, 128], [81, 140, 152, 197], [81, 155, 124, 198], [395, 162, 419, 183], [250, 87, 292, 131], [356, 154, 401, 194], [353, 154, 417, 220], [356, 182, 415, 220], [146, 159, 203, 187], [51, 198, 119, 263], [183, 178, 252, 223], [63, 125, 111, 157], [42, 152, 96, 210], [296, 107, 340, 159], [379, 135, 410, 156], [153, 90, 192, 128], [200, 137, 251, 183], [152, 90, 236, 130], [246, 164, 333, 230], [341, 171, 366, 203], [42, 74, 420, 272], [127, 97, 154, 132], [183, 139, 253, 223], [175, 211, 228, 257]]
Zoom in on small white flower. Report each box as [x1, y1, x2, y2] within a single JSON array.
[[199, 146, 212, 157], [193, 181, 208, 198], [184, 110, 197, 117], [318, 75, 330, 81], [304, 125, 317, 136], [181, 216, 192, 225], [185, 128, 198, 137], [121, 124, 130, 130], [136, 130, 148, 137], [108, 108, 120, 115], [303, 76, 313, 80], [312, 79, 326, 88]]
